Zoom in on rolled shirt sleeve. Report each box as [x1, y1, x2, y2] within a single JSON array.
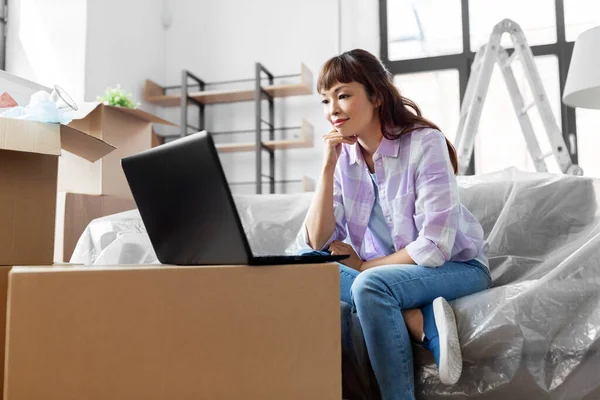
[[405, 131, 459, 267]]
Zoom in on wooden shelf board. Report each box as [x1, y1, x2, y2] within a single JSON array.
[[146, 94, 182, 107], [145, 63, 313, 107], [147, 83, 311, 107], [216, 139, 312, 153]]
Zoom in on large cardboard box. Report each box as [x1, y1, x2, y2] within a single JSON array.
[[0, 264, 78, 399], [0, 118, 115, 266], [54, 193, 137, 263], [0, 266, 9, 398], [3, 263, 341, 400], [59, 103, 176, 200]]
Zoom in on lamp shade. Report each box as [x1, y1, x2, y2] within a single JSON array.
[[563, 26, 600, 109]]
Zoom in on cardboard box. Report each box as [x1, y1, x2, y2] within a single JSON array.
[[0, 118, 115, 266], [54, 193, 137, 263], [0, 264, 79, 399], [3, 263, 341, 400], [0, 265, 9, 398], [59, 103, 176, 200]]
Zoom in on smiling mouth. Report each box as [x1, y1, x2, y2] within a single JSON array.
[[334, 119, 349, 127]]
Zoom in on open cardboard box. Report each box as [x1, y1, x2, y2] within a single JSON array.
[[1, 263, 341, 400], [0, 117, 115, 266], [0, 70, 172, 264], [54, 102, 175, 262], [59, 102, 177, 200], [0, 69, 176, 202]]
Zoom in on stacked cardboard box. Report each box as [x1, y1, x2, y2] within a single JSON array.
[[0, 117, 115, 266], [0, 264, 341, 399], [59, 102, 176, 200], [0, 71, 176, 263], [53, 102, 176, 262], [0, 108, 108, 396], [0, 73, 341, 398], [0, 114, 341, 399]]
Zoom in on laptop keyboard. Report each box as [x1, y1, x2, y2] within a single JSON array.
[[253, 255, 307, 263], [251, 254, 348, 265]]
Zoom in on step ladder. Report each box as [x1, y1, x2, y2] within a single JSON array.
[[454, 19, 583, 176]]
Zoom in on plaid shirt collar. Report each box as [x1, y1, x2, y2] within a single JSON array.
[[348, 135, 401, 166]]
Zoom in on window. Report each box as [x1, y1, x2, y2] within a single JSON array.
[[469, 0, 557, 51], [381, 0, 583, 176], [474, 56, 562, 174], [564, 0, 600, 41], [393, 69, 460, 142], [0, 0, 6, 69], [387, 0, 463, 60]]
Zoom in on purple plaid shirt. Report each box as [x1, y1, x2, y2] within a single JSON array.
[[305, 127, 488, 268]]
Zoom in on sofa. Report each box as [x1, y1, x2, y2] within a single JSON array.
[[72, 167, 600, 399]]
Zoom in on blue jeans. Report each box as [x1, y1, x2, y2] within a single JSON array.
[[300, 250, 491, 400]]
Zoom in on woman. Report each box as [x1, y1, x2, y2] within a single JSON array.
[[300, 49, 491, 400]]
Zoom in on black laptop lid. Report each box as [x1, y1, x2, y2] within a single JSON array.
[[121, 131, 252, 265]]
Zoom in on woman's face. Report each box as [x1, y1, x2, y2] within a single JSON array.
[[320, 80, 380, 137]]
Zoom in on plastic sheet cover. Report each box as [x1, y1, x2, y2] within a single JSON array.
[[71, 168, 600, 399], [71, 192, 315, 265]]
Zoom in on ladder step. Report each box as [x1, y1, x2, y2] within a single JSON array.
[[536, 151, 554, 162], [520, 101, 536, 115], [504, 51, 518, 68]]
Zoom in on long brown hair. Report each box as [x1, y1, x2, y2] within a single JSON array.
[[317, 49, 458, 174]]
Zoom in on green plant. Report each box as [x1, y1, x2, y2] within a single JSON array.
[[97, 84, 140, 109]]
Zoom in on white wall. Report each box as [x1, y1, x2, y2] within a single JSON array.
[[5, 0, 166, 112], [8, 1, 600, 181], [6, 0, 87, 102], [6, 0, 380, 192], [84, 0, 166, 115], [162, 0, 380, 192]]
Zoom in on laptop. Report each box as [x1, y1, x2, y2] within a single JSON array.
[[121, 131, 348, 266]]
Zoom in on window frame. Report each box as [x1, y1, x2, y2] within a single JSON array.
[[379, 0, 577, 174], [0, 0, 6, 70]]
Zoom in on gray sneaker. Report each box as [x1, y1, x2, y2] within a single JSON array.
[[422, 297, 463, 385]]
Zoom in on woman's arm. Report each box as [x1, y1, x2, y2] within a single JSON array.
[[304, 129, 356, 250], [360, 248, 416, 271], [305, 164, 337, 250], [405, 130, 460, 267]]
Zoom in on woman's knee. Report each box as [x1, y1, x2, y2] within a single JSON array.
[[350, 268, 389, 303]]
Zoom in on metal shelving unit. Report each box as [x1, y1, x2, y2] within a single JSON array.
[[145, 63, 314, 194]]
